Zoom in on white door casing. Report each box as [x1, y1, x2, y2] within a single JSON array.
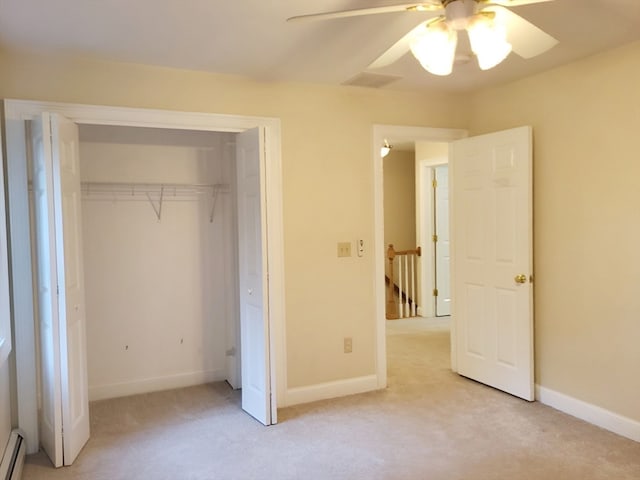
[[374, 125, 468, 386], [434, 165, 451, 316], [30, 113, 90, 466], [236, 127, 272, 425], [451, 126, 534, 401], [31, 113, 64, 468]]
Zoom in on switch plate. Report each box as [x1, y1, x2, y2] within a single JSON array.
[[337, 242, 352, 257], [344, 337, 353, 353]]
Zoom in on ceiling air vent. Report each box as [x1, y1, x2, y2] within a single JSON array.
[[342, 72, 401, 88]]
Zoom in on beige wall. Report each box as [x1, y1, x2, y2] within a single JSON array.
[[0, 50, 468, 390], [468, 40, 640, 421], [384, 149, 416, 252]]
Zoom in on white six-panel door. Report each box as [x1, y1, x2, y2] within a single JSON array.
[[236, 127, 273, 425], [434, 165, 451, 316], [30, 113, 90, 466], [451, 126, 534, 401]]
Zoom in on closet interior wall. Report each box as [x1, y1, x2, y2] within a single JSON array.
[[78, 125, 238, 401]]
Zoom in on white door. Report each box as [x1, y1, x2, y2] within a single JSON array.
[[31, 113, 90, 466], [450, 126, 533, 401], [235, 127, 273, 425], [434, 165, 451, 316]]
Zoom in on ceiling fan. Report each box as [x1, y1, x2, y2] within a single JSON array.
[[287, 0, 558, 76]]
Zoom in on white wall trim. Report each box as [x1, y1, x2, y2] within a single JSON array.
[[4, 99, 287, 446], [372, 125, 467, 389], [285, 375, 379, 407], [89, 369, 227, 402], [536, 385, 640, 443], [3, 103, 40, 453]]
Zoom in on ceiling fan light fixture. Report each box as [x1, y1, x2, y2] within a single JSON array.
[[467, 14, 512, 70], [410, 22, 458, 76]]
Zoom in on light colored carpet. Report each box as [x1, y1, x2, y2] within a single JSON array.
[[22, 318, 640, 479]]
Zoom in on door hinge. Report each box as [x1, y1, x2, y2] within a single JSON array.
[[432, 179, 438, 188], [56, 285, 59, 295], [432, 234, 438, 243], [433, 288, 439, 297]]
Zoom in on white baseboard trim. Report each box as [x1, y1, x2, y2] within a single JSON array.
[[89, 369, 227, 401], [285, 374, 379, 407], [536, 385, 640, 442]]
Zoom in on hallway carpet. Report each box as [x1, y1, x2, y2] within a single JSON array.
[[22, 318, 640, 479]]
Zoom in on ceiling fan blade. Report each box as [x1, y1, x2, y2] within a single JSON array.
[[287, 2, 443, 23], [367, 22, 432, 69], [484, 5, 558, 59], [482, 0, 554, 6]]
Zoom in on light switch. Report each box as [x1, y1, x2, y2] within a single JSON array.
[[337, 242, 351, 257], [357, 239, 364, 257]]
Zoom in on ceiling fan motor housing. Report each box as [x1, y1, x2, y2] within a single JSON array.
[[444, 0, 478, 30]]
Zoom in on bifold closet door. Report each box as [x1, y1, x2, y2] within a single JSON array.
[[236, 127, 273, 426], [31, 113, 90, 467]]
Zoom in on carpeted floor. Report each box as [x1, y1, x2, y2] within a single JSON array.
[[22, 318, 640, 479]]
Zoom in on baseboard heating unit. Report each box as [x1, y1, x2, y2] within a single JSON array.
[[0, 430, 25, 480]]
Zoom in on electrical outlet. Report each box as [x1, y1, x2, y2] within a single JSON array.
[[337, 242, 352, 257], [344, 337, 353, 353]]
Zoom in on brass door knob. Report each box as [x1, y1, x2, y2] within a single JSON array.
[[514, 274, 527, 284]]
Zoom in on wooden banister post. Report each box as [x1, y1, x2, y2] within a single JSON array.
[[386, 244, 398, 319]]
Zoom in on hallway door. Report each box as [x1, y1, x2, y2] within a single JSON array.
[[434, 165, 451, 316]]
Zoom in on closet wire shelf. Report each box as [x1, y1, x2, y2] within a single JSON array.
[[80, 181, 230, 222]]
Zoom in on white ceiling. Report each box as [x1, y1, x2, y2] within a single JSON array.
[[0, 0, 639, 93]]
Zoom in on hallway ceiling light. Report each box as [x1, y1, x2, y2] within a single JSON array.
[[381, 139, 393, 157]]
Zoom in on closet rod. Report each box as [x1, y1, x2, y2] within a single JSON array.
[[81, 181, 230, 223], [81, 181, 230, 192]]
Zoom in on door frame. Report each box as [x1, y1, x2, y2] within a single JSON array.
[[5, 99, 287, 453], [373, 124, 467, 388]]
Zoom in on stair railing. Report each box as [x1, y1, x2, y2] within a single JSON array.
[[386, 244, 421, 319]]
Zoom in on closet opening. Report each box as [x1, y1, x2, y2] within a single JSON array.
[[5, 100, 284, 465], [77, 125, 242, 401]]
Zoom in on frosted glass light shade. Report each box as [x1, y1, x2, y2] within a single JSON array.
[[381, 140, 392, 157], [410, 23, 458, 76], [467, 15, 512, 70]]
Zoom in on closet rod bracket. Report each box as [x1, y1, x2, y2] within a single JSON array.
[[146, 186, 164, 222]]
